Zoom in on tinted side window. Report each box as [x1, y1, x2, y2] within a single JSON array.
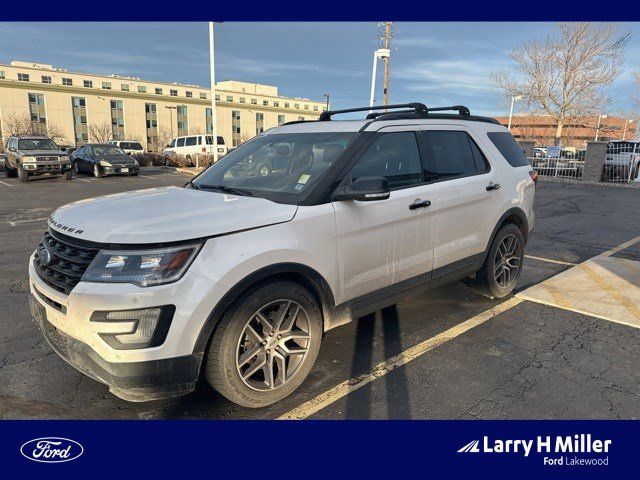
[[421, 131, 485, 178], [350, 132, 422, 189], [177, 138, 186, 147], [487, 131, 530, 167], [186, 137, 197, 147]]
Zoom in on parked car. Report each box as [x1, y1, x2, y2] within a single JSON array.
[[4, 135, 72, 182], [71, 144, 140, 177], [0, 153, 5, 172], [603, 141, 640, 181], [29, 102, 536, 408], [108, 140, 145, 156], [163, 134, 228, 164]]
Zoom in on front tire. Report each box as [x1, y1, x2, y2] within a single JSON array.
[[18, 165, 29, 182], [5, 162, 17, 178], [63, 170, 73, 180], [470, 223, 524, 298], [205, 280, 322, 408]]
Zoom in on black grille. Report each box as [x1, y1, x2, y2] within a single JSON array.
[[33, 230, 99, 295], [36, 156, 60, 162]]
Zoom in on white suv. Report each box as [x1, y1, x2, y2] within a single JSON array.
[[28, 103, 536, 407]]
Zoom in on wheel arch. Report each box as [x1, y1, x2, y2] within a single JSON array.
[[192, 262, 336, 355], [484, 207, 530, 257]]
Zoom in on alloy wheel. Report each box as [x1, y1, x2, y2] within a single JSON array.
[[236, 299, 311, 391], [494, 233, 522, 288]]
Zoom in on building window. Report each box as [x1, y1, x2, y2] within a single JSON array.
[[71, 97, 88, 146], [251, 98, 257, 105], [263, 100, 269, 106], [226, 95, 233, 102], [201, 92, 208, 100], [273, 101, 279, 107], [62, 77, 73, 86], [0, 71, 5, 79], [313, 105, 318, 111], [284, 102, 290, 108], [121, 84, 130, 91], [155, 87, 163, 95], [232, 110, 241, 147], [28, 93, 46, 126], [256, 113, 264, 134], [83, 80, 93, 88], [304, 105, 309, 110], [294, 103, 300, 109], [138, 85, 147, 93], [18, 73, 29, 82], [110, 100, 125, 140], [206, 108, 213, 134], [239, 97, 246, 104], [102, 82, 112, 90], [185, 91, 193, 98], [145, 103, 158, 151], [176, 105, 188, 136], [278, 114, 286, 125], [214, 94, 220, 101], [170, 89, 178, 97], [41, 76, 51, 84]]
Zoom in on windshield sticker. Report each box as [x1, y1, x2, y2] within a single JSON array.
[[298, 174, 311, 184], [294, 184, 305, 191]]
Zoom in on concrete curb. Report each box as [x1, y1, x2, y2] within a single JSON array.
[[538, 176, 640, 189]]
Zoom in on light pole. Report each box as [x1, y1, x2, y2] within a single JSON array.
[[323, 93, 330, 111], [165, 105, 177, 140], [209, 22, 219, 164], [622, 119, 634, 141], [507, 95, 523, 131], [595, 114, 608, 141]]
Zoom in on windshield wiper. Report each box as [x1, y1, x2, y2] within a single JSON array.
[[197, 184, 253, 196]]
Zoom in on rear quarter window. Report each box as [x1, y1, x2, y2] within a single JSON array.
[[487, 131, 530, 167]]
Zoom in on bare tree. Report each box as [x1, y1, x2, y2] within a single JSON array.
[[5, 113, 68, 144], [154, 127, 174, 153], [492, 23, 630, 145], [88, 123, 113, 143]]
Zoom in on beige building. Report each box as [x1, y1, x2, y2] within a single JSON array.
[[0, 60, 326, 151]]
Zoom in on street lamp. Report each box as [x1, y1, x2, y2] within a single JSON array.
[[165, 105, 177, 140], [507, 95, 523, 131], [622, 119, 635, 141], [369, 48, 390, 111], [595, 114, 608, 141], [323, 93, 330, 111]]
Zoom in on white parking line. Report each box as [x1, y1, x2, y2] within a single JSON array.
[[278, 297, 523, 420], [76, 178, 93, 183], [0, 180, 13, 187], [525, 255, 576, 266], [8, 217, 49, 226], [140, 175, 160, 180]]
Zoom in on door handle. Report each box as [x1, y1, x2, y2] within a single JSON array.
[[486, 182, 501, 191], [409, 200, 431, 210]]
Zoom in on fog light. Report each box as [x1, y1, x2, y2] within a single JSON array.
[[91, 305, 175, 350], [24, 164, 36, 170]]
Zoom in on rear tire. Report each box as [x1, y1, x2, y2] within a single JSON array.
[[63, 170, 72, 180], [18, 165, 29, 182], [204, 280, 322, 408], [5, 163, 17, 178], [469, 223, 524, 299]]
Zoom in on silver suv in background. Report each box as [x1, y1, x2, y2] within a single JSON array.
[[4, 135, 72, 182]]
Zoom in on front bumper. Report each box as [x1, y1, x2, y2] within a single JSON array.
[[101, 164, 139, 175], [30, 294, 201, 401], [23, 161, 72, 174]]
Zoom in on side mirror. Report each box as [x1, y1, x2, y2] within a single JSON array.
[[166, 144, 172, 148], [60, 146, 67, 152], [9, 147, 16, 152], [334, 176, 390, 202]]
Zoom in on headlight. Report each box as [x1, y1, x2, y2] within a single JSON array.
[[133, 160, 139, 167], [22, 156, 37, 163], [81, 243, 202, 287], [99, 160, 112, 167]]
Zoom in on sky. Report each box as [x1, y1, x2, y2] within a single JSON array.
[[0, 22, 638, 117]]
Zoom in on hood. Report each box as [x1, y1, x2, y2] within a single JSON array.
[[49, 186, 298, 244], [22, 149, 67, 157]]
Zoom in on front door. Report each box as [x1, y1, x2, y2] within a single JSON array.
[[332, 128, 438, 305]]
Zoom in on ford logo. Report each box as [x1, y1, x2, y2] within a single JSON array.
[[20, 437, 83, 463], [39, 247, 52, 266]]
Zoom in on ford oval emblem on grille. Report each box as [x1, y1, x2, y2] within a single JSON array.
[[39, 247, 52, 266]]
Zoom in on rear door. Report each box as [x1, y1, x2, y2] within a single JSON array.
[[332, 127, 438, 304], [418, 126, 499, 276]]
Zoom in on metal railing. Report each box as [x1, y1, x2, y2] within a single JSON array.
[[528, 157, 584, 181], [601, 142, 639, 183]]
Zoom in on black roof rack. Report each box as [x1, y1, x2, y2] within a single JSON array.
[[319, 103, 428, 121]]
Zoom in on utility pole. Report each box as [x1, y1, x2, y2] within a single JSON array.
[[209, 22, 218, 165], [323, 93, 330, 111], [382, 22, 392, 106]]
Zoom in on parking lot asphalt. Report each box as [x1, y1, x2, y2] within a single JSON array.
[[2, 174, 640, 419]]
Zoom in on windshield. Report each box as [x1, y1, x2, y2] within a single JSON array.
[[120, 142, 143, 150], [191, 132, 358, 204], [93, 146, 127, 156], [18, 138, 59, 151]]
